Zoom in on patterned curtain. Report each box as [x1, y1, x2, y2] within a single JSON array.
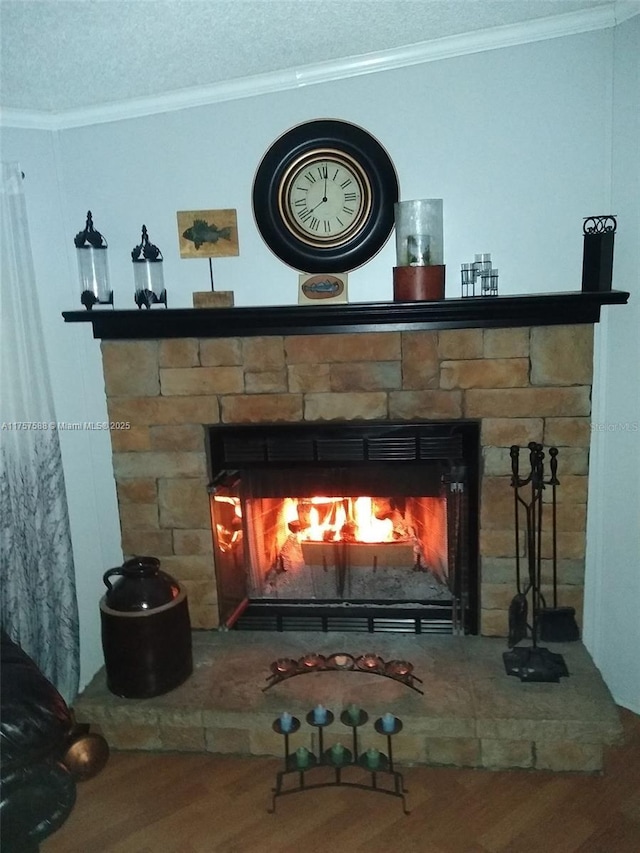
[[0, 162, 79, 703]]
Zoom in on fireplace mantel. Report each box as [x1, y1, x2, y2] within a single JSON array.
[[63, 290, 628, 340]]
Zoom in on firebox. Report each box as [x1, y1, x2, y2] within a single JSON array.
[[207, 420, 479, 634]]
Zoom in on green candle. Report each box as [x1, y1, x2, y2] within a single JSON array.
[[366, 747, 380, 769], [296, 746, 310, 768], [331, 742, 345, 763], [347, 703, 360, 724]]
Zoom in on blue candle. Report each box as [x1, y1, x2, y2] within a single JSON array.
[[280, 711, 293, 732], [381, 712, 396, 733], [313, 704, 327, 724]]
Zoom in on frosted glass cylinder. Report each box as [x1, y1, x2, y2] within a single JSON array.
[[77, 246, 111, 302], [394, 199, 443, 266], [133, 260, 165, 298]]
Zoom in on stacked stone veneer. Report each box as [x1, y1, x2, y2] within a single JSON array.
[[102, 324, 593, 635]]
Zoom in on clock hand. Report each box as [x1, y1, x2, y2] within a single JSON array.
[[308, 196, 328, 214]]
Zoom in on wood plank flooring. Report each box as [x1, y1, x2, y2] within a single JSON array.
[[43, 708, 640, 853]]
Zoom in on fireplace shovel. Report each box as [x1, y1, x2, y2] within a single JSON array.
[[535, 448, 580, 643]]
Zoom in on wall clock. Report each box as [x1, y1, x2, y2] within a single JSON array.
[[252, 119, 399, 273]]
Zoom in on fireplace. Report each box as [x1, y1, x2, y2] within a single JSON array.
[[65, 296, 626, 636], [207, 420, 479, 634]]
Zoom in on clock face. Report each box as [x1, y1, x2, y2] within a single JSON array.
[[253, 120, 398, 273], [279, 150, 372, 249]]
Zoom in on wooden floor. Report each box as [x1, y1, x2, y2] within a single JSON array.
[[43, 708, 640, 853]]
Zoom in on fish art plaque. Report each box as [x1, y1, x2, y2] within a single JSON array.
[[176, 209, 239, 258]]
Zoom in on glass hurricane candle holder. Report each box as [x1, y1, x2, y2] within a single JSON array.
[[74, 211, 112, 309], [132, 225, 166, 308], [393, 199, 445, 301]]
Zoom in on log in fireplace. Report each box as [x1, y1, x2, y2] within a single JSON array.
[[207, 420, 479, 634]]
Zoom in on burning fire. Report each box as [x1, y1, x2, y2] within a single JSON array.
[[283, 496, 397, 544], [213, 494, 243, 553], [213, 493, 413, 553]]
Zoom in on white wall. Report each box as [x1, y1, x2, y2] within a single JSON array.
[[2, 25, 637, 704], [583, 14, 640, 714]]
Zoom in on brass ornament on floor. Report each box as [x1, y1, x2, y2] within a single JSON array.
[[62, 730, 110, 782]]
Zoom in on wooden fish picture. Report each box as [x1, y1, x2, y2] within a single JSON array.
[[177, 209, 239, 258]]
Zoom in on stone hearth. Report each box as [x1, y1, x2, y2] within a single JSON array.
[[101, 324, 593, 634], [74, 632, 623, 772]]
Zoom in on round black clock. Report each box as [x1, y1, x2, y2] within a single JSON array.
[[252, 119, 399, 273]]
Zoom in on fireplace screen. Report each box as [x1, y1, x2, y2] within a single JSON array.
[[208, 421, 479, 634]]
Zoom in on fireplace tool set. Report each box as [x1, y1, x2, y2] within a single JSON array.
[[268, 707, 409, 814], [503, 443, 579, 683]]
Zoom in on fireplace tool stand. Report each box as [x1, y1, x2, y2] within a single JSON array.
[[503, 443, 570, 683], [268, 709, 410, 814]]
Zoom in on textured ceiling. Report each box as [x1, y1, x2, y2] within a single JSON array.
[[0, 0, 622, 113]]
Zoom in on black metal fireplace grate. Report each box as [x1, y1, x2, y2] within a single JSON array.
[[231, 602, 454, 634]]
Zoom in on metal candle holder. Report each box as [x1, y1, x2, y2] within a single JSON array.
[[269, 707, 410, 814], [461, 253, 498, 297]]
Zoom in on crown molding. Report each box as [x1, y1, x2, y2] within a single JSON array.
[[1, 3, 633, 132], [615, 0, 640, 24]]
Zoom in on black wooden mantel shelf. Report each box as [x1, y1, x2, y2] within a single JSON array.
[[62, 290, 629, 340]]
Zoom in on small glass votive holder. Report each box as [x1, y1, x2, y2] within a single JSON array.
[[481, 269, 499, 296], [475, 252, 492, 273], [313, 704, 327, 724], [461, 263, 475, 297], [279, 712, 293, 732], [381, 712, 396, 733]]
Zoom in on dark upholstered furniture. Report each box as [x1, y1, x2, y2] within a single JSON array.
[[0, 629, 106, 852]]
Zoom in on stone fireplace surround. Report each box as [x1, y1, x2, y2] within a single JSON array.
[[66, 292, 627, 771], [100, 324, 593, 635]]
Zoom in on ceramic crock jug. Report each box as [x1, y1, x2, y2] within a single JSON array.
[[100, 555, 192, 698], [102, 556, 179, 612]]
